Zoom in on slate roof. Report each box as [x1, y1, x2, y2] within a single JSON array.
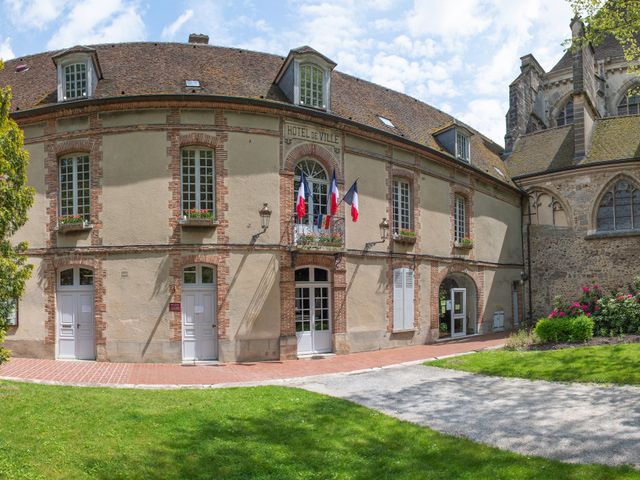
[[507, 115, 640, 178], [549, 33, 638, 73], [0, 42, 511, 185], [506, 126, 574, 177]]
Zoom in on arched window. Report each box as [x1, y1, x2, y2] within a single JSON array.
[[183, 265, 215, 285], [596, 179, 640, 232], [617, 88, 640, 116], [294, 159, 328, 226], [299, 64, 325, 109], [556, 98, 574, 126]]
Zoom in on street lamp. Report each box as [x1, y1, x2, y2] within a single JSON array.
[[259, 203, 272, 230], [365, 218, 390, 250]]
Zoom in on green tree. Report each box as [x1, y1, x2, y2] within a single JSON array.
[[0, 58, 35, 364], [568, 0, 640, 71]]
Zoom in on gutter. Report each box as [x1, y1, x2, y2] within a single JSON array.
[[10, 93, 523, 196]]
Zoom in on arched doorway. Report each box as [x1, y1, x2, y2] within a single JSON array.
[[294, 266, 331, 355], [438, 273, 477, 338], [182, 265, 217, 362], [56, 266, 96, 360]]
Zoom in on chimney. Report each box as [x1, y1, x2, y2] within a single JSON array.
[[188, 33, 209, 45]]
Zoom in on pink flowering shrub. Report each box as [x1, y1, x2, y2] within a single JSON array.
[[547, 285, 603, 319]]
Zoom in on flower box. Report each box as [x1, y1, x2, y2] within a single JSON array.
[[294, 234, 344, 251], [393, 230, 417, 245], [179, 217, 219, 228], [58, 217, 92, 234], [454, 238, 473, 249]]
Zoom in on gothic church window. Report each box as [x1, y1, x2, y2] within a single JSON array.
[[617, 88, 640, 116], [596, 180, 640, 232], [556, 99, 574, 126]]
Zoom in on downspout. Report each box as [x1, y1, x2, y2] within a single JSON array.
[[526, 197, 533, 325]]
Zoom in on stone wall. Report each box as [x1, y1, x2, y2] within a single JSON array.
[[521, 164, 640, 319]]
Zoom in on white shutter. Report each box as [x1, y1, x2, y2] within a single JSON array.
[[403, 269, 414, 330], [393, 268, 404, 331]]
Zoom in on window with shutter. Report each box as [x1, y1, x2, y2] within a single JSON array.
[[393, 267, 414, 331]]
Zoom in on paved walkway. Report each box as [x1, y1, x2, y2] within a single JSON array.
[[0, 333, 505, 386], [288, 365, 640, 468]]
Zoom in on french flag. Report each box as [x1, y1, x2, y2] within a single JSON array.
[[343, 180, 359, 222], [296, 171, 310, 220], [324, 170, 339, 228]]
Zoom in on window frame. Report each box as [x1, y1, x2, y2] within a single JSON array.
[[393, 178, 412, 234], [183, 265, 216, 287], [454, 194, 467, 243], [455, 130, 470, 163], [294, 159, 329, 227], [180, 148, 215, 218], [617, 88, 640, 116], [596, 179, 640, 233], [57, 267, 95, 289], [59, 154, 91, 222], [63, 62, 88, 100], [556, 98, 574, 126], [4, 298, 18, 327]]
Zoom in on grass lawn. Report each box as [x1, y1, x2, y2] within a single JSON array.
[[427, 343, 640, 385], [0, 382, 638, 479]]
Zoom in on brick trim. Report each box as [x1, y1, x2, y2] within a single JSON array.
[[279, 253, 347, 357], [169, 252, 231, 342], [43, 255, 107, 359], [45, 130, 103, 248], [430, 261, 484, 335]]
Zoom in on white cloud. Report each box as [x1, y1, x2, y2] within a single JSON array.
[[161, 9, 194, 40], [5, 0, 67, 29], [457, 98, 508, 145], [407, 0, 491, 43], [0, 37, 14, 60], [46, 0, 146, 49]]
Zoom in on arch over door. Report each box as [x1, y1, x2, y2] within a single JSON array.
[[56, 267, 95, 360], [182, 265, 218, 362]]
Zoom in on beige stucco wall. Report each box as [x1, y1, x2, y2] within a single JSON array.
[[101, 131, 172, 245], [225, 132, 281, 245], [100, 109, 168, 128], [344, 153, 387, 251], [483, 268, 521, 331], [225, 111, 279, 131], [226, 252, 280, 360], [419, 175, 451, 256], [102, 253, 177, 362], [12, 142, 47, 248], [474, 192, 522, 264]]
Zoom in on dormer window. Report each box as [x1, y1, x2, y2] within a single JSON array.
[[52, 46, 102, 103], [300, 63, 324, 109], [455, 130, 470, 163], [64, 63, 87, 100], [274, 46, 336, 112]]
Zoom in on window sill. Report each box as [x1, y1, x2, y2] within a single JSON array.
[[57, 222, 92, 234], [392, 234, 417, 245], [585, 230, 640, 240], [391, 329, 415, 334], [179, 218, 219, 228], [454, 242, 473, 250]]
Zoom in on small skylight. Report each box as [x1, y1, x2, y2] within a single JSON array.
[[378, 116, 395, 128], [493, 167, 506, 178], [15, 64, 29, 73], [185, 80, 201, 87]]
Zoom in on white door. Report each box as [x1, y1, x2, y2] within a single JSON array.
[[450, 288, 467, 337], [182, 265, 217, 362], [56, 267, 96, 360], [295, 267, 331, 355]]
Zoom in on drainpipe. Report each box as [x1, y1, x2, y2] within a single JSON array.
[[526, 197, 533, 326]]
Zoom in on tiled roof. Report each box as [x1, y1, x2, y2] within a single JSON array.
[[0, 42, 511, 185], [584, 115, 640, 163], [506, 126, 575, 177], [507, 115, 640, 177]]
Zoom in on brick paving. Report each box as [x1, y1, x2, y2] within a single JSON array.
[[0, 333, 506, 387]]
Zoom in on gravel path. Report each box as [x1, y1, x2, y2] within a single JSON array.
[[285, 364, 640, 468]]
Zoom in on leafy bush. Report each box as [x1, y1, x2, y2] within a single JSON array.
[[534, 315, 594, 344], [504, 329, 538, 351], [593, 293, 640, 336]]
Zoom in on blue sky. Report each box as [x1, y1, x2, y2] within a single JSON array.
[[0, 0, 574, 145]]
